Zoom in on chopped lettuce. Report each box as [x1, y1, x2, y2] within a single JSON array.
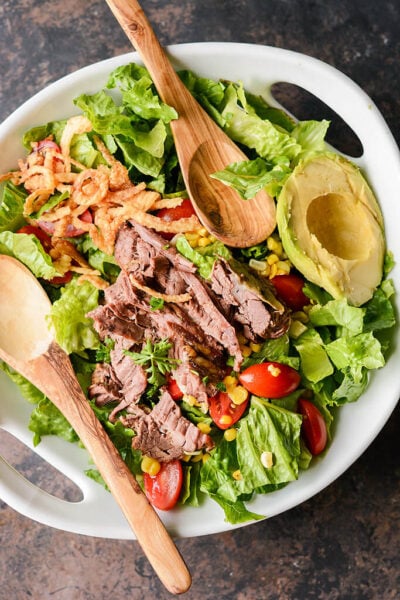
[[29, 396, 79, 446], [48, 277, 100, 354], [0, 231, 59, 279], [293, 329, 334, 384], [211, 156, 291, 199], [0, 182, 27, 232], [175, 234, 232, 279]]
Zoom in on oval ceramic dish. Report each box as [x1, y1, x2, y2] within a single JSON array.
[[0, 43, 399, 539]]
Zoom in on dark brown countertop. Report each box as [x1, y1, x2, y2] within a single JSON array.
[[0, 1, 399, 598]]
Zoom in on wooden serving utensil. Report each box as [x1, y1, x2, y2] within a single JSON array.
[[104, 0, 276, 248], [0, 255, 191, 595]]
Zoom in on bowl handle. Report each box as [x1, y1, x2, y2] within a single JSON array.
[[266, 49, 400, 174], [0, 452, 133, 538]]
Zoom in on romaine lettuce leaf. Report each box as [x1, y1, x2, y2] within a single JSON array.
[[309, 298, 365, 336], [210, 156, 290, 199], [221, 84, 302, 161], [0, 182, 27, 233], [29, 397, 79, 446], [293, 328, 334, 383], [237, 397, 303, 487], [0, 231, 59, 279], [48, 277, 100, 354]]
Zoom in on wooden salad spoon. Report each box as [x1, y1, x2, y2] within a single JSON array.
[[0, 255, 191, 595], [105, 0, 276, 248]]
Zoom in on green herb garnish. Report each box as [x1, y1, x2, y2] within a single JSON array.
[[124, 338, 180, 387]]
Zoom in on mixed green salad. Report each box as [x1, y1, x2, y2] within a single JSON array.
[[0, 62, 396, 524]]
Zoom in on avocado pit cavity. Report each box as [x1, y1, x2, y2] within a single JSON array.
[[306, 192, 370, 261]]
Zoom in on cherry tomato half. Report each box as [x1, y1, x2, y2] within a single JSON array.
[[143, 459, 183, 511], [271, 273, 309, 311], [156, 198, 196, 240], [166, 377, 184, 401], [17, 225, 52, 252], [208, 390, 249, 430], [49, 271, 73, 286], [298, 398, 327, 456], [239, 361, 301, 398]]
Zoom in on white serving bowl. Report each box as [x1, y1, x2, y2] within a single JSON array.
[[0, 42, 399, 539]]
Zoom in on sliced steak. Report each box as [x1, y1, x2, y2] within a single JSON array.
[[121, 389, 214, 461], [88, 363, 121, 406], [210, 258, 291, 341], [110, 341, 148, 405]]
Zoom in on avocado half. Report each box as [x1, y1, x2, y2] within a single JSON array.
[[276, 153, 385, 306]]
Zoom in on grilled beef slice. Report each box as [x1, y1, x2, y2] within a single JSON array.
[[210, 257, 290, 341], [120, 389, 214, 461], [88, 219, 290, 460]]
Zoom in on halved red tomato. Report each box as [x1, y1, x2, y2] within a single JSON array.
[[143, 459, 183, 511], [271, 273, 309, 311], [166, 377, 184, 400], [208, 390, 249, 430], [156, 198, 196, 239], [49, 271, 73, 286], [298, 398, 327, 456], [239, 361, 301, 398]]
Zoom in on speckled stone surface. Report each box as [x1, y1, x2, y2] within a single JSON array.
[[0, 1, 399, 598]]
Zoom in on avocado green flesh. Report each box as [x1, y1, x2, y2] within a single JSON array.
[[277, 153, 385, 306]]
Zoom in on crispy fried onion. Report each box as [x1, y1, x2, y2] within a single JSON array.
[[129, 274, 192, 303], [1, 116, 202, 287]]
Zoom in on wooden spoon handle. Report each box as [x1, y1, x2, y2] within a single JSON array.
[[32, 343, 191, 595], [104, 0, 184, 105]]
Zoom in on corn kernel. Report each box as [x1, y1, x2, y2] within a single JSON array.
[[267, 237, 283, 255], [197, 237, 212, 247], [267, 253, 279, 265], [202, 453, 210, 463], [269, 263, 278, 279], [228, 385, 249, 405], [232, 469, 242, 480], [240, 345, 252, 358], [237, 332, 247, 345], [260, 451, 274, 469], [197, 422, 211, 434], [276, 260, 291, 274], [189, 237, 200, 248], [182, 454, 192, 462], [224, 428, 237, 442], [182, 394, 197, 406], [250, 342, 262, 353], [261, 265, 271, 277], [198, 227, 209, 237], [223, 375, 237, 389], [141, 456, 161, 476], [191, 452, 204, 463], [185, 231, 199, 241], [220, 414, 233, 426], [267, 363, 281, 377]]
